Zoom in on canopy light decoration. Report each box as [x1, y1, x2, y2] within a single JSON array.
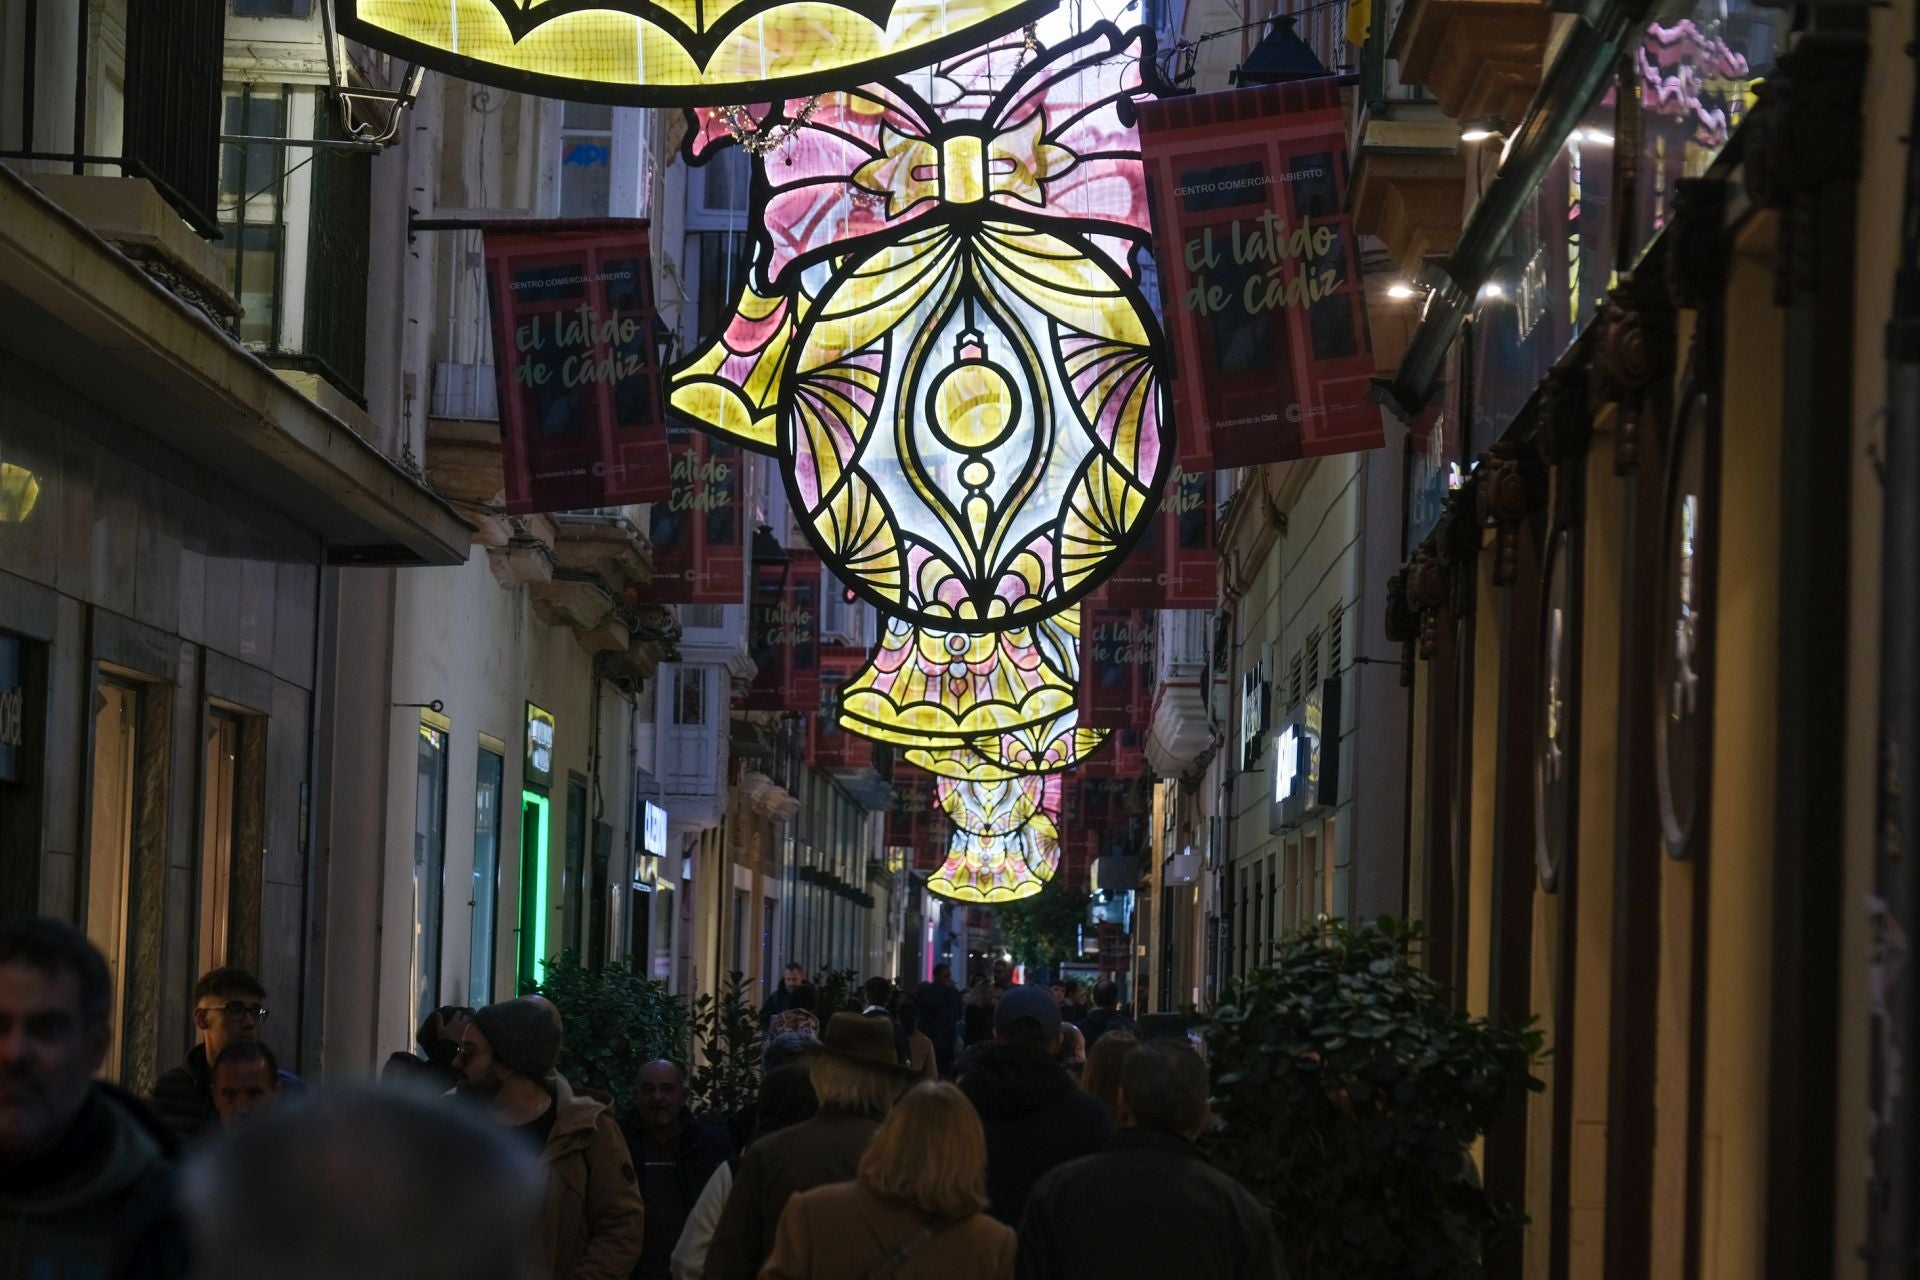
[[838, 612, 1079, 747], [335, 0, 1053, 107], [671, 23, 1171, 634], [971, 711, 1110, 773]]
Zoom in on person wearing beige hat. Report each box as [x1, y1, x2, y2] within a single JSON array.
[[455, 997, 646, 1280], [701, 1012, 918, 1280]]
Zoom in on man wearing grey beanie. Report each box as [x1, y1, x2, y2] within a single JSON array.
[[456, 997, 646, 1280]]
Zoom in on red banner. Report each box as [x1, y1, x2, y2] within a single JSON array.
[[887, 766, 950, 872], [645, 426, 746, 603], [482, 220, 670, 513], [1080, 601, 1156, 731], [809, 645, 872, 771], [1104, 460, 1216, 610], [746, 550, 821, 712], [1137, 80, 1382, 469]]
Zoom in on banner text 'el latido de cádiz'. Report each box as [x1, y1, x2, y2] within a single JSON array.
[[1137, 79, 1383, 469], [483, 220, 671, 513]]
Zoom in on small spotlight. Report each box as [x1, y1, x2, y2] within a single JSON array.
[[1481, 282, 1506, 300], [1386, 283, 1417, 299], [1460, 115, 1507, 144]]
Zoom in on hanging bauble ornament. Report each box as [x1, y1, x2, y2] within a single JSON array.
[[837, 611, 1078, 747]]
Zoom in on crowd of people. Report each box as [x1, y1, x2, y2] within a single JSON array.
[[0, 916, 1281, 1280]]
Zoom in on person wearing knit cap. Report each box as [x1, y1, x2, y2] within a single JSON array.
[[455, 998, 646, 1280]]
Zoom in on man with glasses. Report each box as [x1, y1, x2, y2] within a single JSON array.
[[150, 967, 298, 1141]]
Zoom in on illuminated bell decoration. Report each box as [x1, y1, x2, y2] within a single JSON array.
[[671, 24, 1170, 633], [838, 611, 1078, 748], [937, 775, 1062, 838], [970, 712, 1110, 774], [928, 819, 1063, 903], [904, 743, 1019, 782], [334, 0, 1051, 107]]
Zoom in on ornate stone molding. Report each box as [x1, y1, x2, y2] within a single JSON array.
[[1589, 276, 1677, 476], [1390, 0, 1550, 128]]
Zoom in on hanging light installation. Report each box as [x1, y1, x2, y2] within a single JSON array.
[[671, 23, 1170, 633], [837, 611, 1079, 747], [334, 0, 1052, 107], [937, 774, 1062, 837], [969, 711, 1111, 774], [928, 815, 1063, 902]]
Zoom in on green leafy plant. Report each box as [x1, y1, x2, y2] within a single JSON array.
[[992, 888, 1090, 973], [533, 951, 689, 1099], [810, 966, 860, 1016], [1204, 917, 1544, 1280], [688, 970, 762, 1116]]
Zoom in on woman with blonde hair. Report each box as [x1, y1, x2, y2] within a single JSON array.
[[1080, 1030, 1140, 1121], [758, 1082, 1014, 1279]]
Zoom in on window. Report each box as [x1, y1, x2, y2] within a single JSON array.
[[690, 230, 751, 346], [681, 604, 725, 631], [233, 0, 313, 13], [1266, 859, 1277, 961], [1288, 649, 1304, 708], [693, 146, 751, 218], [1328, 605, 1344, 676], [560, 101, 614, 217], [413, 719, 450, 1023], [1305, 629, 1322, 692], [673, 667, 707, 725], [87, 679, 141, 1081], [198, 713, 239, 975], [220, 86, 290, 347], [470, 746, 504, 1006], [564, 776, 588, 958]]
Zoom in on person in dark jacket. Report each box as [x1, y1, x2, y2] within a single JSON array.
[[703, 1013, 916, 1280], [617, 1060, 731, 1280], [149, 966, 300, 1141], [0, 916, 189, 1280], [858, 976, 912, 1065], [910, 965, 964, 1078], [758, 963, 806, 1029], [1016, 1041, 1283, 1280], [1078, 980, 1140, 1050], [384, 1005, 473, 1091], [957, 985, 1113, 1226]]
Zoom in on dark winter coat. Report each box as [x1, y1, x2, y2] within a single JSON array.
[[149, 1044, 303, 1142], [910, 982, 963, 1073], [0, 1084, 190, 1280], [957, 1045, 1114, 1225], [614, 1107, 731, 1280], [539, 1074, 647, 1280], [1078, 1007, 1140, 1050], [1015, 1129, 1283, 1280], [701, 1108, 881, 1280]]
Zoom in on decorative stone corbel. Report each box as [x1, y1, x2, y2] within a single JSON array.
[[1407, 544, 1451, 661], [1590, 276, 1677, 476], [1477, 441, 1547, 587]]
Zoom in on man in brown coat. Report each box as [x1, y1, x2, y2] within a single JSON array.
[[455, 997, 646, 1280], [703, 1013, 917, 1280]]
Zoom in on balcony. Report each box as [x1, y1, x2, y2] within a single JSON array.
[[1146, 609, 1220, 778]]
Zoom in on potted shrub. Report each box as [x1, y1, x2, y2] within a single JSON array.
[[689, 970, 763, 1116], [533, 951, 689, 1100], [1205, 917, 1544, 1279]]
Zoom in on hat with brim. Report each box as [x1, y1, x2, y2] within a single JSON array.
[[803, 1012, 919, 1078]]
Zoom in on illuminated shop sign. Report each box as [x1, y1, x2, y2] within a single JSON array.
[[643, 801, 668, 857], [1270, 676, 1342, 832], [525, 702, 555, 789], [1239, 657, 1270, 770]]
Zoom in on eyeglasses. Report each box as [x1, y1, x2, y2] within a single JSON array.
[[201, 1002, 269, 1022]]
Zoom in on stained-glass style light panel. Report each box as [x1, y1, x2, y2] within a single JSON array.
[[671, 23, 1171, 633], [838, 612, 1079, 747], [971, 712, 1110, 774], [336, 0, 1053, 107], [928, 819, 1063, 903], [937, 774, 1062, 837], [903, 743, 1018, 782]]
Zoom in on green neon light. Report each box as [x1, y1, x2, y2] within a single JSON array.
[[522, 791, 551, 988]]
